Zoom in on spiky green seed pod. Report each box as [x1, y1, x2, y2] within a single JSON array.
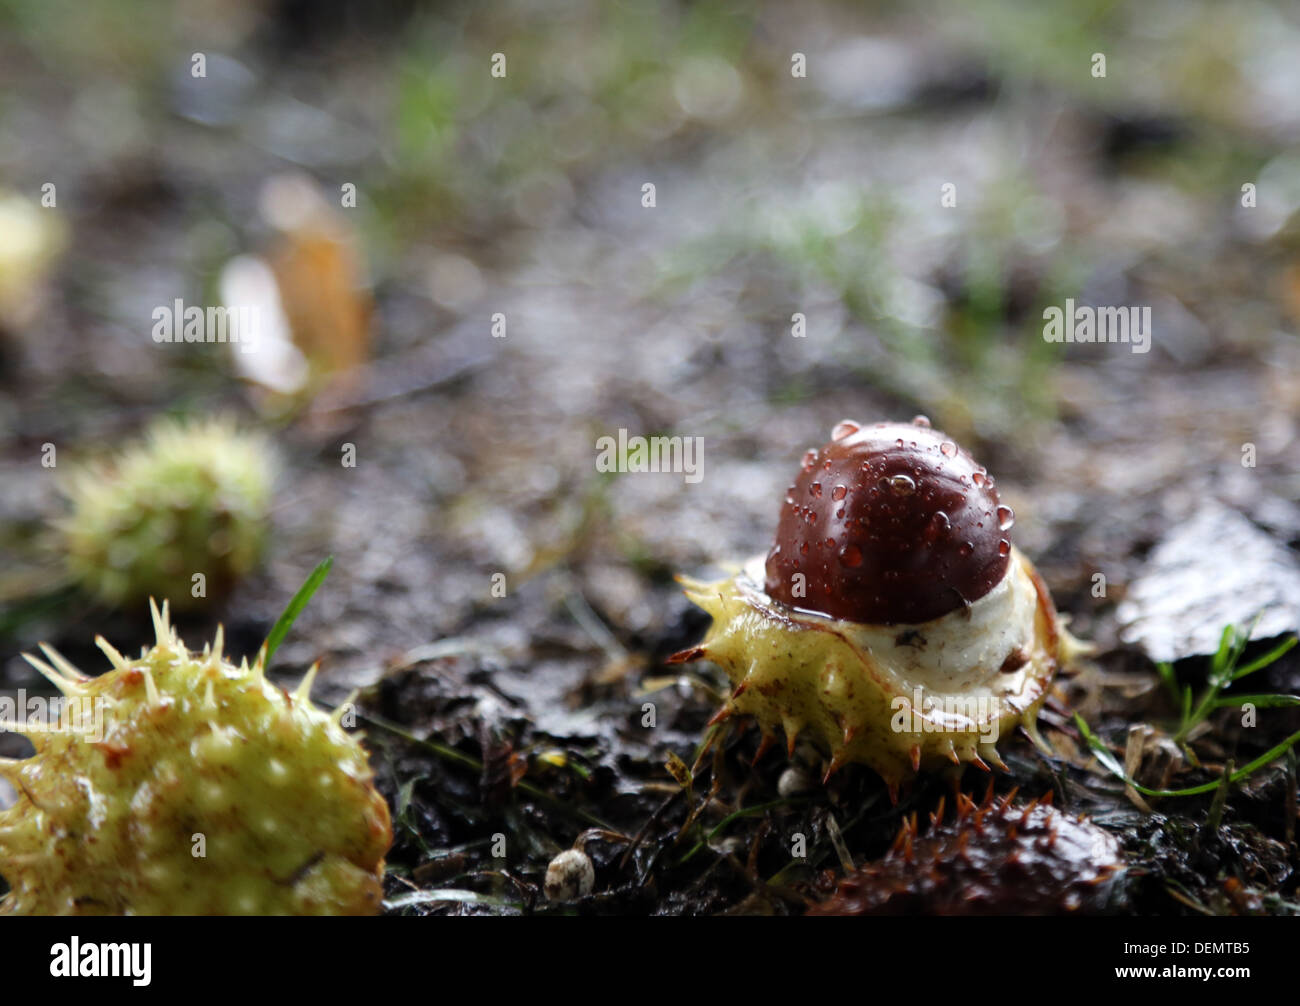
[[673, 551, 1078, 794], [60, 417, 273, 610], [0, 600, 392, 915], [671, 420, 1092, 796]]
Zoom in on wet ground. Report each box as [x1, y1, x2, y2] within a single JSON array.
[[1, 0, 1299, 914]]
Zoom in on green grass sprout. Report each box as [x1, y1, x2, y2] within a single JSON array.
[[1076, 622, 1299, 799], [261, 556, 333, 669]]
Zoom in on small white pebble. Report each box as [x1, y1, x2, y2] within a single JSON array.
[[778, 765, 814, 798], [544, 848, 594, 902]]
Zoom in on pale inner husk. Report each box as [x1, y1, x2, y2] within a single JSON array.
[[736, 551, 1043, 727], [682, 547, 1062, 784]]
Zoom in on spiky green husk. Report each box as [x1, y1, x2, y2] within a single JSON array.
[[673, 549, 1083, 791], [0, 601, 391, 915], [61, 417, 273, 610]]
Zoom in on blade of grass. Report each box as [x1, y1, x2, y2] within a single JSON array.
[[262, 556, 333, 669], [1075, 713, 1300, 798], [1208, 693, 1300, 710], [1225, 621, 1254, 675], [678, 798, 791, 865], [1209, 624, 1234, 680], [1157, 661, 1180, 706], [1231, 635, 1298, 681], [1074, 714, 1128, 779], [1181, 630, 1298, 739]]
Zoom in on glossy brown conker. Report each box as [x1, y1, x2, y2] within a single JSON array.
[[764, 418, 1013, 625]]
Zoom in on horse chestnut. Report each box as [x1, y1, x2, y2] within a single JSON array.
[[0, 600, 391, 915], [672, 418, 1086, 793], [809, 785, 1123, 915], [766, 418, 1012, 625]]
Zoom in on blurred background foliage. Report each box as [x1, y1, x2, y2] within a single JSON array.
[[1, 0, 1298, 657], [2, 0, 1296, 430]]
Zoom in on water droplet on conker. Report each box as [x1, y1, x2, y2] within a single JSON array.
[[922, 510, 951, 544]]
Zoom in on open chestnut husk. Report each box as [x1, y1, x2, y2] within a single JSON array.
[[671, 417, 1087, 793]]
